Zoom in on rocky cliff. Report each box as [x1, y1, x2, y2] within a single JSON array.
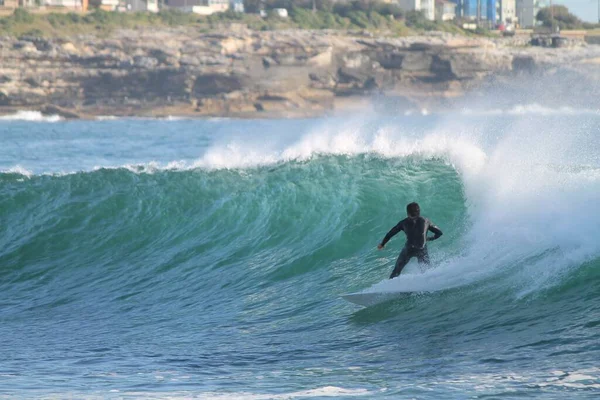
[[1, 27, 599, 118]]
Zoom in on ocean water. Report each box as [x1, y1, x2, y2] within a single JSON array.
[[0, 107, 599, 399]]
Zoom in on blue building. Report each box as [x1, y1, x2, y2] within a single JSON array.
[[486, 0, 496, 22], [453, 0, 496, 24]]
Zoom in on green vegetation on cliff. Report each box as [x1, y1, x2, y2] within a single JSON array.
[[536, 6, 600, 30], [0, 5, 465, 38]]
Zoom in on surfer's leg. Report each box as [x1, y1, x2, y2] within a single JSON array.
[[416, 247, 430, 266], [390, 247, 412, 279]]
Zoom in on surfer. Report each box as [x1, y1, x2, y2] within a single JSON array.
[[377, 202, 443, 279]]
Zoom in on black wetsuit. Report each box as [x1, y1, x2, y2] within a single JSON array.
[[380, 216, 443, 279]]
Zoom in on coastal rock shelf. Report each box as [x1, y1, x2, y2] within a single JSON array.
[[1, 28, 599, 118]]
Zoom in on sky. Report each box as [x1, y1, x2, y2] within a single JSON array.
[[555, 0, 599, 22]]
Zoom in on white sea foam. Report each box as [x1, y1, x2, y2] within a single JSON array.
[[192, 121, 487, 175], [451, 368, 600, 391], [0, 111, 61, 122], [19, 387, 372, 400], [1, 165, 34, 178], [95, 115, 203, 121], [197, 386, 371, 399], [96, 115, 120, 121], [460, 103, 600, 117]]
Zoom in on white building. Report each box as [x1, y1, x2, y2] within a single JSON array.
[[273, 8, 288, 18], [99, 0, 120, 11], [124, 0, 159, 12], [41, 0, 87, 9], [435, 0, 456, 21], [498, 0, 517, 24], [18, 0, 39, 7], [516, 0, 547, 27], [166, 0, 229, 15], [397, 0, 436, 21], [231, 0, 243, 13]]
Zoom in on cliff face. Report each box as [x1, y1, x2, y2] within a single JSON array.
[[0, 27, 598, 118]]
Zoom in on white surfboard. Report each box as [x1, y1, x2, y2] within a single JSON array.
[[341, 290, 414, 307]]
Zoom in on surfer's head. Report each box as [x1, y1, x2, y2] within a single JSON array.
[[406, 202, 420, 218]]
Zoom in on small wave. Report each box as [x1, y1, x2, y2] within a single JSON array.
[[2, 387, 371, 400], [96, 115, 120, 121], [95, 115, 208, 122], [0, 111, 61, 122], [196, 386, 371, 399], [161, 115, 188, 121], [460, 103, 600, 116]]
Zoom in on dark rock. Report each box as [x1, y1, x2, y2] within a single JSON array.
[[531, 34, 573, 48], [148, 49, 172, 64], [552, 36, 569, 48], [33, 38, 52, 52], [378, 52, 404, 69], [363, 77, 379, 90], [512, 56, 536, 73], [430, 55, 456, 81], [193, 74, 245, 97], [24, 77, 41, 88], [309, 72, 335, 89], [337, 67, 370, 84], [13, 41, 33, 50], [83, 70, 190, 104], [258, 94, 288, 101], [356, 39, 379, 48], [409, 43, 433, 51], [262, 56, 276, 68], [41, 104, 82, 119], [76, 55, 125, 68], [0, 92, 9, 106]]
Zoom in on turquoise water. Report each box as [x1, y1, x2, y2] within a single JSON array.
[[0, 110, 599, 399]]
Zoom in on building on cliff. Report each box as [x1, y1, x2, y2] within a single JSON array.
[[497, 0, 516, 25], [231, 0, 243, 13], [435, 0, 456, 21], [397, 0, 435, 21], [454, 0, 497, 25], [165, 0, 230, 15], [42, 0, 89, 9], [122, 0, 158, 12], [0, 0, 88, 10], [516, 0, 548, 27], [93, 0, 119, 10]]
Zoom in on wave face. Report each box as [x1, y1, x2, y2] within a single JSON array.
[[1, 110, 600, 398]]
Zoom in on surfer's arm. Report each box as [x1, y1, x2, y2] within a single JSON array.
[[427, 223, 443, 241], [379, 221, 404, 248]]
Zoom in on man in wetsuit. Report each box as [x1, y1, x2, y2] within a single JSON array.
[[377, 202, 443, 279]]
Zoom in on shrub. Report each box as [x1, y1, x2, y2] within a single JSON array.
[[13, 9, 35, 24]]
